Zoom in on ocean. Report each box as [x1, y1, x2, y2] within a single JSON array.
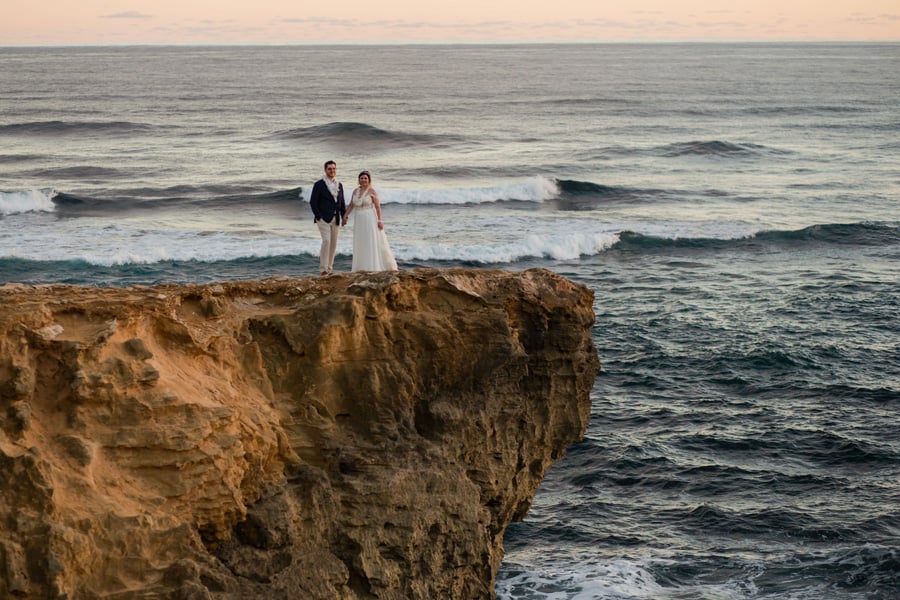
[[1, 43, 899, 599]]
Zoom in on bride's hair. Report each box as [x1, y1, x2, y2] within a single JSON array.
[[358, 170, 371, 181]]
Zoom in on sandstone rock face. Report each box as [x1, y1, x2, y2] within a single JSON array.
[[0, 268, 599, 599]]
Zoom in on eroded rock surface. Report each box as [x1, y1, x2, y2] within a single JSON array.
[[0, 268, 599, 599]]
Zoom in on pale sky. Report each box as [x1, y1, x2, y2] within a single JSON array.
[[2, 1, 899, 45]]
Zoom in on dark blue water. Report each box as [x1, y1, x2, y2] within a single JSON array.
[[500, 232, 899, 599], [1, 43, 899, 598]]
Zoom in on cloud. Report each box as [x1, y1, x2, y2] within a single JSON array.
[[103, 11, 153, 20], [278, 16, 522, 32], [391, 20, 515, 31], [571, 18, 656, 30], [848, 12, 900, 24], [281, 17, 360, 26]]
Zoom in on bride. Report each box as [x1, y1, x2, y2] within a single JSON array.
[[342, 170, 398, 272]]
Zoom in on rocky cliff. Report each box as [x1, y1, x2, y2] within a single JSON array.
[[0, 268, 599, 599]]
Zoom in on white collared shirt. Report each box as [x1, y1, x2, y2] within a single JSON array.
[[324, 177, 340, 198]]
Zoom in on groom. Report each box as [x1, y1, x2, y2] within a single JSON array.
[[309, 160, 346, 275]]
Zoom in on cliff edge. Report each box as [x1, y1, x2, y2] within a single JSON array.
[[0, 268, 599, 599]]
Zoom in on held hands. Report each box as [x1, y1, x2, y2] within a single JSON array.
[[342, 217, 348, 226]]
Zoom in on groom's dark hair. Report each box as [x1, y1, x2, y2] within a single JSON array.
[[324, 160, 336, 169]]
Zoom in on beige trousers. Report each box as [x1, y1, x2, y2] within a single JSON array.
[[317, 219, 340, 274]]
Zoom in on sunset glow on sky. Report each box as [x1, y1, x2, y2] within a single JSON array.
[[3, 1, 899, 45]]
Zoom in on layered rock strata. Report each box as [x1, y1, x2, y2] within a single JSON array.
[[0, 268, 599, 599]]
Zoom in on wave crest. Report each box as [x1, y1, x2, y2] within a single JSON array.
[[0, 120, 155, 136], [659, 140, 782, 157], [275, 121, 456, 149], [555, 179, 663, 207], [402, 231, 620, 263], [614, 222, 900, 252], [0, 189, 57, 216], [755, 222, 900, 246], [385, 176, 559, 205]]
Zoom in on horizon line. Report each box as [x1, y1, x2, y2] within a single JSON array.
[[3, 39, 899, 48]]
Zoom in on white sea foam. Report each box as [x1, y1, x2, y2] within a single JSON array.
[[399, 231, 621, 263], [0, 213, 322, 266], [380, 176, 560, 205], [497, 556, 756, 600], [15, 231, 620, 267], [73, 233, 318, 267], [497, 558, 666, 599], [626, 219, 765, 241], [0, 189, 56, 215], [0, 208, 771, 267]]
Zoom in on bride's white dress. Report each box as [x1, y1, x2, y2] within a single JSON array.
[[350, 188, 398, 272]]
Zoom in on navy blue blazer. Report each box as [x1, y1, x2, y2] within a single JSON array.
[[309, 178, 346, 224]]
